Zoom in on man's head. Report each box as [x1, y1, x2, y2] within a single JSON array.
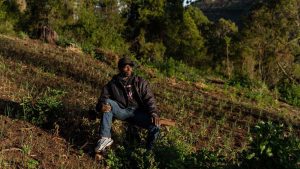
[[118, 57, 135, 77]]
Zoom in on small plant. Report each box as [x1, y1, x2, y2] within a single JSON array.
[[151, 57, 203, 82], [278, 80, 300, 107], [17, 31, 28, 39], [238, 121, 300, 169], [20, 87, 66, 126], [227, 74, 253, 88], [27, 159, 39, 169], [106, 146, 159, 169], [21, 144, 31, 155], [56, 37, 76, 47], [185, 149, 225, 169]]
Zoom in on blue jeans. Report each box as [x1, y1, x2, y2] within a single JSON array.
[[100, 99, 160, 149]]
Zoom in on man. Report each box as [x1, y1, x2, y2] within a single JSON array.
[[95, 57, 160, 153]]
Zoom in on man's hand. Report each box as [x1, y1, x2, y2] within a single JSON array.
[[101, 103, 111, 113], [151, 113, 160, 126]]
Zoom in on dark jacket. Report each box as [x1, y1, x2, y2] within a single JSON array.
[[96, 74, 157, 115]]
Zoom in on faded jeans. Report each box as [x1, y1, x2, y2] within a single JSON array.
[[100, 99, 160, 149]]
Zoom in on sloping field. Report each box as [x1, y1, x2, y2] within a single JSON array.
[[0, 35, 299, 167]]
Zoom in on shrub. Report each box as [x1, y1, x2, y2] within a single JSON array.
[[20, 87, 65, 126], [152, 57, 203, 82], [56, 37, 76, 47], [278, 80, 300, 107], [227, 74, 253, 88], [0, 2, 16, 35], [17, 31, 28, 39], [106, 146, 159, 169], [238, 121, 300, 169], [185, 149, 225, 169]]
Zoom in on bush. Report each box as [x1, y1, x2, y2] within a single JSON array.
[[152, 57, 203, 82], [56, 37, 76, 47], [278, 80, 300, 107], [0, 2, 16, 35], [20, 87, 65, 126], [185, 149, 225, 169], [106, 146, 159, 169], [227, 74, 253, 88], [238, 121, 300, 169]]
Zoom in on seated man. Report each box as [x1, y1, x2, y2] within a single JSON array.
[[95, 57, 160, 153]]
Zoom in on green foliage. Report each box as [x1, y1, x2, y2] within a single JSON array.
[[177, 6, 207, 65], [56, 37, 76, 47], [152, 57, 204, 81], [238, 0, 299, 86], [154, 133, 192, 169], [17, 31, 29, 39], [203, 18, 238, 71], [227, 74, 253, 88], [106, 146, 159, 169], [0, 2, 16, 34], [238, 121, 300, 169], [123, 1, 209, 66], [138, 30, 166, 62], [185, 149, 225, 169], [20, 87, 65, 126], [278, 80, 300, 107], [27, 159, 39, 169]]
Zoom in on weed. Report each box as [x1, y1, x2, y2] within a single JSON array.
[[21, 144, 31, 155], [278, 80, 300, 107], [20, 87, 65, 126], [237, 121, 300, 169], [27, 159, 39, 169], [185, 149, 225, 169], [106, 146, 159, 169], [17, 31, 28, 40]]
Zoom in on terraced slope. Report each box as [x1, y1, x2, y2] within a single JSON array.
[[0, 35, 299, 167]]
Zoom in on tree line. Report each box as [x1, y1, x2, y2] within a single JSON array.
[[1, 0, 300, 88]]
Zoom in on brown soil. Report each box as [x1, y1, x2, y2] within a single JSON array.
[[0, 115, 98, 168]]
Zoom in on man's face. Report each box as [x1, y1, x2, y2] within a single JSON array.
[[121, 64, 133, 77]]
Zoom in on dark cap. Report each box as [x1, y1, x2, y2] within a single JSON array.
[[118, 57, 135, 69]]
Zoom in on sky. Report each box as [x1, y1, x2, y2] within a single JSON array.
[[183, 0, 197, 6]]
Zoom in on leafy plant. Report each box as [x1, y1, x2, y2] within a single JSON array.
[[20, 87, 65, 126], [185, 149, 225, 169], [151, 57, 203, 82], [278, 80, 300, 107], [27, 159, 39, 169], [227, 74, 253, 88], [238, 121, 300, 169], [106, 146, 159, 169]]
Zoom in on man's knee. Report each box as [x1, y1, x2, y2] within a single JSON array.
[[101, 99, 114, 113]]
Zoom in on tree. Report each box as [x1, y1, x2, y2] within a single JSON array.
[[123, 0, 209, 66], [202, 18, 238, 73], [237, 0, 300, 86]]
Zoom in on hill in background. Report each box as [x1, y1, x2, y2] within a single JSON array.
[[193, 0, 257, 25]]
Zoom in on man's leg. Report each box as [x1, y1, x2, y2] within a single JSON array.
[[100, 99, 134, 137], [96, 99, 134, 152], [128, 110, 160, 150]]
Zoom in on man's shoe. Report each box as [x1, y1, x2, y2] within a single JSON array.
[[95, 137, 113, 153]]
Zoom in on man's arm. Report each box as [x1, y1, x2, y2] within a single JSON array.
[[141, 79, 158, 115], [140, 79, 160, 126]]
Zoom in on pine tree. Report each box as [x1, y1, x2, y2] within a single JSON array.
[[238, 0, 300, 86]]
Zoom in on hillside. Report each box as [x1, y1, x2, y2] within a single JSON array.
[[193, 0, 257, 25], [0, 35, 299, 168]]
